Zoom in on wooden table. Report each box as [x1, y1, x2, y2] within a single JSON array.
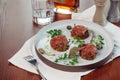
[[0, 0, 120, 80]]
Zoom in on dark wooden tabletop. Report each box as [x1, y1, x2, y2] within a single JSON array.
[[0, 0, 120, 80]]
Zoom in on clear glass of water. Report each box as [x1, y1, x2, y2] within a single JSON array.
[[31, 0, 54, 25]]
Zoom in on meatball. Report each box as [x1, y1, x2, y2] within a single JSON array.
[[71, 25, 89, 39], [80, 43, 98, 60], [50, 35, 69, 52]]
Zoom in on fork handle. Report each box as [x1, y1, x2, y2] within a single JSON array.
[[35, 63, 47, 80]]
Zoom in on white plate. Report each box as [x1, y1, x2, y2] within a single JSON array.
[[35, 20, 114, 71]]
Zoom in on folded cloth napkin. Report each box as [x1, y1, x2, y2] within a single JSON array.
[[8, 5, 120, 80]]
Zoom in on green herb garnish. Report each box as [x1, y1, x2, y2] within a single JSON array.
[[47, 29, 62, 38], [54, 53, 67, 63], [75, 38, 85, 48], [68, 37, 85, 48], [68, 52, 78, 65], [91, 35, 104, 49], [54, 52, 79, 66]]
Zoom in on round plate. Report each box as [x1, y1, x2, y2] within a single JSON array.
[[35, 20, 114, 72]]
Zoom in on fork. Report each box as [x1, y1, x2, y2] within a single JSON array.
[[24, 55, 47, 80]]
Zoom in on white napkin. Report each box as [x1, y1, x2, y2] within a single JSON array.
[[8, 5, 120, 80]]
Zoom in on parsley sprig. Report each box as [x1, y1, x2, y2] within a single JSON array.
[[91, 35, 104, 49], [47, 29, 62, 38], [68, 37, 85, 48], [54, 53, 67, 63], [54, 52, 79, 66], [75, 38, 85, 48], [68, 55, 78, 65]]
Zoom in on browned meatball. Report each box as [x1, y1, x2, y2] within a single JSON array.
[[71, 25, 89, 39], [80, 43, 98, 60], [50, 35, 68, 52]]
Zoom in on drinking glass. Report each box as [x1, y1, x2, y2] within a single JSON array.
[[31, 0, 54, 25]]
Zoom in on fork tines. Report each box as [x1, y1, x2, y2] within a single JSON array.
[[24, 55, 34, 60], [24, 55, 37, 64]]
